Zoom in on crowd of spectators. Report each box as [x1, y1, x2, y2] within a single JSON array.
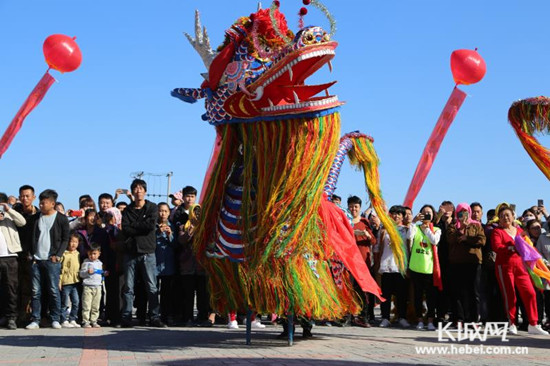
[[1, 182, 549, 337]]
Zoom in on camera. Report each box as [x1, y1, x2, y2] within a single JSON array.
[[423, 213, 432, 221]]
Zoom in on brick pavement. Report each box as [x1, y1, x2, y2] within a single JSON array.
[[0, 323, 548, 366]]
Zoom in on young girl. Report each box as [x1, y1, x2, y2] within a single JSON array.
[[60, 233, 81, 328]]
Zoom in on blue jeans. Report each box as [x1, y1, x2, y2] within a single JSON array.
[[31, 260, 61, 323], [121, 253, 159, 321], [61, 284, 80, 322]]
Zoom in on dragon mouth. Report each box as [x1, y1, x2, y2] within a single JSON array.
[[224, 42, 343, 119]]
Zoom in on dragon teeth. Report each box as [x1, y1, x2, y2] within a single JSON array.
[[261, 96, 338, 112], [293, 91, 300, 104]]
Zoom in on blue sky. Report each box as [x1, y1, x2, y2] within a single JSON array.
[[1, 0, 549, 216]]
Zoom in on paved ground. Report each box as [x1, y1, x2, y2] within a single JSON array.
[[0, 322, 548, 366]]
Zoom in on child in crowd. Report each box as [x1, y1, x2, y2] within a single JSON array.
[[59, 233, 81, 328], [79, 243, 104, 328]]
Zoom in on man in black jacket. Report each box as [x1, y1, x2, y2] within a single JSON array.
[[120, 179, 165, 327], [25, 189, 70, 330]]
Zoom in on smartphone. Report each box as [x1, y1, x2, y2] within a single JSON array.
[[0, 206, 4, 213], [423, 213, 432, 221], [121, 189, 129, 195], [510, 204, 516, 212], [538, 199, 544, 207]]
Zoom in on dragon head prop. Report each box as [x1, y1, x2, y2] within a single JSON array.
[[172, 4, 342, 124], [172, 2, 404, 321]]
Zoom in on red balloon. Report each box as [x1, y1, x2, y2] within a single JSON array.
[[43, 34, 82, 73], [450, 49, 486, 85]]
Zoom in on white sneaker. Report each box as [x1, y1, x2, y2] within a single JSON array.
[[69, 320, 81, 328], [379, 318, 391, 328], [416, 321, 425, 330], [227, 320, 239, 329], [427, 322, 436, 331], [398, 318, 410, 328], [83, 322, 91, 328], [51, 321, 62, 329], [61, 321, 74, 328], [508, 324, 518, 335], [528, 324, 549, 335], [25, 322, 40, 330], [250, 319, 266, 329]]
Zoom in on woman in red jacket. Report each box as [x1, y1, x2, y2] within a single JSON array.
[[491, 204, 548, 335]]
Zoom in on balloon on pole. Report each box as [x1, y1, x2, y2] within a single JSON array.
[[0, 34, 81, 158], [403, 48, 486, 208]]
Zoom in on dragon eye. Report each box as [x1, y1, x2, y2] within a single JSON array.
[[323, 33, 330, 42], [305, 33, 314, 43]]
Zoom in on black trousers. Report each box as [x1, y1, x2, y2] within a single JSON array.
[[479, 265, 506, 322], [134, 273, 148, 321], [536, 289, 550, 324], [380, 272, 408, 320], [158, 275, 175, 320], [104, 273, 122, 324], [449, 263, 480, 322], [181, 274, 209, 322], [0, 257, 18, 319], [436, 262, 451, 320], [411, 271, 437, 319], [16, 255, 32, 323]]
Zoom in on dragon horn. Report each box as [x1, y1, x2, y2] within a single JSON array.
[[183, 10, 216, 71]]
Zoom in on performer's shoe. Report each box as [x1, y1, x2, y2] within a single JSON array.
[[302, 328, 313, 338]]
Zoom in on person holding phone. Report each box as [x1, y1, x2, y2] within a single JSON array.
[[374, 205, 411, 329], [446, 203, 486, 326], [409, 204, 441, 331], [0, 193, 26, 329]]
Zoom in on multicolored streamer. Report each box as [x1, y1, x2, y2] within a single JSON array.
[[508, 96, 550, 181], [515, 234, 550, 289], [344, 132, 408, 274]]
